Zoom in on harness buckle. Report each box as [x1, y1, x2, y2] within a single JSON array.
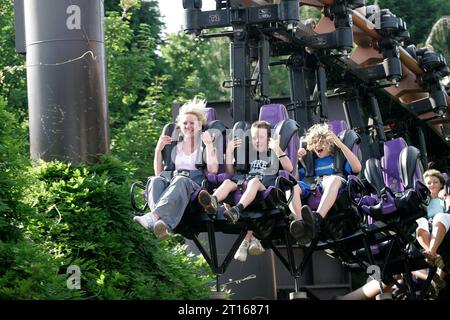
[[174, 170, 190, 177], [237, 178, 245, 192]]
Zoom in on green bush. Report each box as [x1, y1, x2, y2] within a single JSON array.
[[0, 240, 80, 300], [0, 97, 30, 241], [25, 157, 213, 299], [0, 98, 78, 299]]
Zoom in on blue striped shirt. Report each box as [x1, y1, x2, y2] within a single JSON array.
[[299, 155, 352, 178]]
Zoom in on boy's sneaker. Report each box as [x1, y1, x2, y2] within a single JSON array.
[[299, 205, 321, 244], [133, 213, 155, 231], [290, 220, 313, 246], [198, 190, 218, 216], [154, 219, 170, 240], [248, 237, 265, 256], [234, 240, 250, 262], [432, 273, 447, 291], [224, 206, 241, 224]]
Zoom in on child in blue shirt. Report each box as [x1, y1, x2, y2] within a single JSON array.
[[290, 123, 362, 245]]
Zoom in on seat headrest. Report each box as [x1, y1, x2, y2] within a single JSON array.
[[259, 104, 299, 175], [382, 138, 408, 193], [259, 104, 289, 127], [399, 146, 423, 189], [328, 120, 348, 135], [203, 107, 216, 123]]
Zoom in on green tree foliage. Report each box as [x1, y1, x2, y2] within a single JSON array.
[[161, 32, 230, 101], [0, 0, 27, 117], [104, 0, 163, 44], [0, 98, 78, 299], [0, 98, 29, 241], [425, 17, 450, 64], [0, 94, 213, 299], [105, 0, 160, 128], [368, 0, 450, 45], [24, 157, 212, 299], [111, 78, 174, 179], [0, 241, 79, 300], [267, 58, 291, 98]]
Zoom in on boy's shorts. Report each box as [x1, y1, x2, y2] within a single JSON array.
[[298, 176, 348, 199]]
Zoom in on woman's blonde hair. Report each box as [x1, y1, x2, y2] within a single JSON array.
[[305, 123, 334, 153], [423, 169, 445, 188], [176, 97, 208, 126]]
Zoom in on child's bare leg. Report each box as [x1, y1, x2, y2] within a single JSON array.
[[289, 184, 302, 220], [416, 228, 431, 252], [213, 179, 237, 202], [317, 175, 343, 218], [238, 178, 266, 208], [428, 222, 446, 256], [412, 269, 429, 281]]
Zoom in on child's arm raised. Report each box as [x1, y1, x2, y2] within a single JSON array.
[[269, 136, 294, 173], [328, 132, 362, 174], [225, 137, 241, 175]]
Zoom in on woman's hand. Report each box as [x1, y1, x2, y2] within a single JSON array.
[[226, 137, 242, 155], [297, 148, 307, 158], [202, 131, 214, 146], [156, 135, 172, 152]]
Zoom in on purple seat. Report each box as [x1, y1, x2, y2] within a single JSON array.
[[399, 146, 423, 190], [259, 104, 300, 177], [231, 104, 300, 212], [259, 103, 289, 123], [360, 139, 406, 218], [360, 138, 428, 236], [327, 120, 348, 135], [203, 107, 216, 123], [304, 120, 361, 210], [381, 138, 407, 193]]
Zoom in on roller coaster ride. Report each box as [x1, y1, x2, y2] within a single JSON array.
[[130, 0, 450, 300]]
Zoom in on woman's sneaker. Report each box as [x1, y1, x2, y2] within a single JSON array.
[[234, 240, 250, 262], [154, 220, 170, 240], [198, 190, 218, 216], [133, 213, 155, 231], [248, 237, 265, 256]]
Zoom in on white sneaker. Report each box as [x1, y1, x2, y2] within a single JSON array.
[[248, 237, 265, 256], [234, 240, 250, 262], [133, 213, 154, 230], [153, 220, 170, 240]]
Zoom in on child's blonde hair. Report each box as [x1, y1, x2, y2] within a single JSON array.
[[176, 97, 208, 126], [305, 123, 335, 153]]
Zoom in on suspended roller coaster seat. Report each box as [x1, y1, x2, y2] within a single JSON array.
[[300, 119, 364, 242], [202, 104, 301, 241], [130, 106, 235, 238], [335, 137, 433, 283], [237, 104, 300, 241], [360, 137, 429, 239]]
